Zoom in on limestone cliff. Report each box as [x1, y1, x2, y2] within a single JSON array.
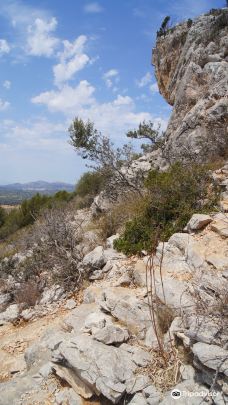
[[153, 8, 228, 159]]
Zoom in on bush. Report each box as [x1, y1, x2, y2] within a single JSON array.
[[0, 191, 75, 241], [75, 171, 106, 199], [0, 207, 6, 228], [114, 162, 218, 255]]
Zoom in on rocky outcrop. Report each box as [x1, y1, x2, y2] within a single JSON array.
[[153, 8, 228, 160]]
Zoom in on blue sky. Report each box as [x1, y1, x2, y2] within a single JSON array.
[[0, 0, 224, 185]]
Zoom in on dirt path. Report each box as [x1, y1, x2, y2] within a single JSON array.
[[0, 307, 68, 382]]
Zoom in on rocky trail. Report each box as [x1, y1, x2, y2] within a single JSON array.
[[0, 162, 227, 404]]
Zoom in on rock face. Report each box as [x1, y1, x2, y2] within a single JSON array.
[[153, 8, 228, 160]]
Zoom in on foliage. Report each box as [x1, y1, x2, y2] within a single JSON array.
[[187, 18, 193, 28], [126, 121, 166, 153], [75, 171, 106, 198], [0, 207, 6, 228], [93, 193, 146, 241], [157, 16, 171, 37], [0, 190, 74, 241], [69, 117, 145, 197], [114, 162, 218, 255]]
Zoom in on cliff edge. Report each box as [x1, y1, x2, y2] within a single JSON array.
[[153, 8, 228, 160]]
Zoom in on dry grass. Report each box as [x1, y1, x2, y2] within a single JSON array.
[[14, 281, 41, 308], [141, 347, 182, 392], [92, 192, 148, 240]]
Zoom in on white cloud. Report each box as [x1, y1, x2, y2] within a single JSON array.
[[0, 39, 10, 55], [150, 83, 159, 94], [32, 81, 95, 114], [84, 2, 103, 13], [0, 98, 10, 111], [136, 72, 152, 88], [103, 69, 119, 88], [3, 80, 11, 89], [31, 81, 167, 138], [26, 17, 59, 57], [2, 117, 68, 151], [53, 36, 90, 87]]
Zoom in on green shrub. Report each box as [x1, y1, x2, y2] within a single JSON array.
[[0, 207, 6, 228], [75, 171, 106, 198], [0, 191, 75, 241], [114, 162, 218, 255]]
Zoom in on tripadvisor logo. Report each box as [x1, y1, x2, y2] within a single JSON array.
[[171, 389, 181, 399]]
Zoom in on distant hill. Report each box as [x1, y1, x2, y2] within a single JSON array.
[[0, 181, 75, 205]]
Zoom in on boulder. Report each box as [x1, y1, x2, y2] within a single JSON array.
[[82, 246, 106, 270], [39, 285, 64, 305], [99, 287, 151, 339], [106, 234, 120, 249], [192, 342, 228, 376], [186, 214, 212, 232], [93, 324, 129, 345], [52, 334, 139, 403], [211, 214, 228, 238], [0, 304, 20, 325]]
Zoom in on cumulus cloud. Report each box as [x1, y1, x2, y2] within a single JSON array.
[[136, 72, 152, 88], [3, 80, 11, 89], [2, 117, 68, 151], [0, 39, 10, 55], [0, 98, 10, 110], [32, 80, 95, 114], [26, 17, 59, 57], [84, 2, 103, 13], [53, 35, 90, 87], [31, 81, 167, 138], [103, 69, 119, 88]]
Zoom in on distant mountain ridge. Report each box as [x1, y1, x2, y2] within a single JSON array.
[[0, 181, 75, 205], [0, 181, 74, 192]]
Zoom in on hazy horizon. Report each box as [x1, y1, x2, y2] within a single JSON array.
[[0, 0, 223, 184]]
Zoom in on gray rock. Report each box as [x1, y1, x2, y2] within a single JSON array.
[[64, 303, 99, 333], [99, 287, 151, 338], [186, 214, 212, 232], [143, 385, 161, 405], [120, 343, 151, 367], [55, 388, 83, 405], [82, 246, 106, 269], [21, 307, 37, 321], [153, 9, 228, 161], [106, 234, 120, 249], [89, 269, 104, 280], [0, 292, 11, 307], [128, 393, 147, 405], [114, 273, 132, 287], [52, 334, 138, 403], [84, 310, 108, 331], [192, 342, 228, 376], [126, 375, 150, 394], [39, 284, 64, 305], [211, 214, 228, 238], [160, 380, 210, 404], [65, 299, 76, 310], [53, 364, 94, 399], [93, 324, 129, 345], [0, 303, 20, 325]]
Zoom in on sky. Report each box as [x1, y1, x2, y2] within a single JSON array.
[[0, 0, 224, 185]]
